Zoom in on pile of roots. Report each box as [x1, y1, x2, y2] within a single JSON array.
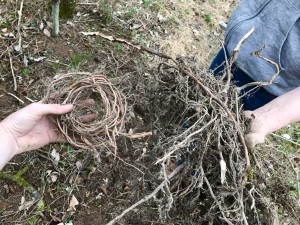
[[43, 37, 300, 225], [119, 54, 300, 224]]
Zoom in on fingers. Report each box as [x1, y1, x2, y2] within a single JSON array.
[[31, 98, 95, 116], [243, 110, 255, 119], [78, 113, 97, 123], [52, 132, 68, 143], [33, 103, 74, 116], [244, 133, 265, 149], [75, 99, 95, 109], [75, 99, 97, 123], [243, 110, 267, 148]]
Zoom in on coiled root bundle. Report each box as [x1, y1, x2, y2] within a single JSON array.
[[44, 72, 126, 151]]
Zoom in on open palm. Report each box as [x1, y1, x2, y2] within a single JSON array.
[[0, 102, 73, 154]]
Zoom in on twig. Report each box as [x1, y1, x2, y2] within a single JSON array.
[[16, 0, 24, 53], [204, 176, 235, 225], [115, 155, 145, 175], [24, 96, 35, 103], [289, 159, 300, 206], [239, 53, 279, 90], [77, 2, 99, 5], [231, 27, 255, 63], [46, 59, 69, 66], [1, 89, 24, 104], [270, 133, 300, 147], [6, 92, 24, 104], [106, 163, 185, 225], [8, 51, 17, 91], [155, 116, 217, 164], [119, 131, 152, 139]]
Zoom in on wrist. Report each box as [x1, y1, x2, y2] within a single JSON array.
[[0, 122, 20, 157]]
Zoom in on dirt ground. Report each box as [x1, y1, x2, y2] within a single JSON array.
[[1, 1, 300, 225]]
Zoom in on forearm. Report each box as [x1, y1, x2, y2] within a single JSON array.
[[253, 85, 300, 134]]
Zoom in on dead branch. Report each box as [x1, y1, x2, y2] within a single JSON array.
[[231, 27, 255, 62], [239, 52, 280, 90], [119, 131, 152, 139], [16, 0, 24, 53], [8, 51, 17, 91]]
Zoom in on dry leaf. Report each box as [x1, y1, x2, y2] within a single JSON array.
[[100, 185, 108, 196], [23, 55, 28, 66], [46, 170, 59, 183], [157, 13, 168, 22], [14, 44, 21, 52], [43, 28, 51, 37], [39, 21, 44, 31], [51, 148, 60, 164], [67, 195, 79, 211], [130, 24, 142, 30], [76, 160, 82, 169], [18, 196, 34, 211], [28, 56, 46, 62], [3, 32, 15, 38]]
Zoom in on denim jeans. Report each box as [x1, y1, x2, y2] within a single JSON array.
[[209, 48, 276, 111]]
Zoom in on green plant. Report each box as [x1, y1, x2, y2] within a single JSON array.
[[124, 7, 137, 19], [270, 123, 300, 154], [0, 21, 11, 29], [152, 2, 162, 11], [59, 0, 76, 19], [204, 13, 212, 23], [70, 53, 90, 71], [100, 3, 113, 24], [94, 199, 101, 207], [0, 65, 9, 80], [27, 215, 38, 225], [143, 0, 152, 7], [184, 8, 190, 16], [36, 200, 52, 213], [112, 42, 124, 54], [21, 67, 31, 77], [51, 62, 62, 72]]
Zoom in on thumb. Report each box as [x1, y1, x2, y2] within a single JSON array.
[[244, 110, 255, 120], [244, 133, 265, 149], [37, 103, 73, 116]]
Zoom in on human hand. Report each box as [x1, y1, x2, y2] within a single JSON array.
[[244, 86, 300, 149], [244, 110, 269, 149], [0, 102, 73, 156]]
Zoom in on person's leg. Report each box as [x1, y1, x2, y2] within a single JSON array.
[[231, 67, 277, 110], [210, 48, 277, 110], [209, 48, 228, 75]]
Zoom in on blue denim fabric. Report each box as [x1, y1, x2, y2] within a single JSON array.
[[209, 48, 276, 111]]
